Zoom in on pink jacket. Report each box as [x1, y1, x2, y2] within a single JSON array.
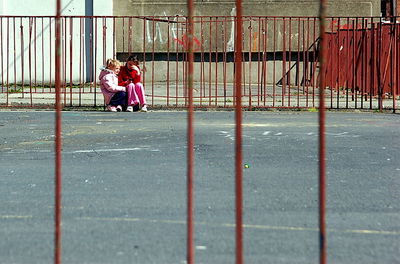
[[98, 68, 126, 105]]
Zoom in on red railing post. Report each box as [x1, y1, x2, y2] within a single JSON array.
[[187, 1, 195, 264], [54, 1, 63, 264], [318, 0, 327, 263], [235, 0, 244, 263], [392, 21, 397, 113]]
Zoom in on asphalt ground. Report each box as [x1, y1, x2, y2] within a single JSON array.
[[0, 110, 399, 264]]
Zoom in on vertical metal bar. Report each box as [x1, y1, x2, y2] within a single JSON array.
[[143, 17, 147, 100], [235, 1, 243, 263], [79, 18, 83, 106], [152, 18, 155, 107], [273, 18, 276, 107], [288, 17, 292, 107], [63, 18, 67, 106], [186, 3, 195, 264], [378, 17, 383, 111], [398, 20, 400, 111], [328, 18, 333, 108], [113, 18, 116, 59], [70, 18, 73, 106], [306, 18, 310, 107], [209, 17, 212, 106], [49, 17, 53, 91], [122, 18, 125, 53], [54, 1, 63, 264], [32, 17, 37, 98], [302, 19, 306, 105], [353, 19, 357, 108], [183, 18, 188, 107], [89, 17, 93, 95], [6, 18, 10, 105], [318, 0, 327, 263], [346, 17, 350, 108], [260, 18, 264, 105], [282, 18, 286, 106], [102, 18, 106, 66], [337, 18, 341, 109], [20, 18, 24, 97], [242, 19, 246, 99], [0, 17, 3, 93], [394, 20, 398, 113], [248, 18, 253, 108], [94, 17, 98, 106], [200, 16, 204, 106], [128, 17, 132, 55], [13, 17, 16, 93], [215, 17, 219, 106], [29, 18, 33, 106], [361, 18, 365, 109], [42, 18, 45, 91], [215, 17, 219, 107], [263, 18, 268, 106], [34, 18, 37, 92], [224, 16, 228, 107], [370, 18, 375, 110], [297, 18, 301, 107], [257, 17, 261, 106], [184, 18, 188, 106], [175, 17, 179, 106], [389, 19, 396, 110], [350, 19, 354, 106], [312, 18, 316, 107], [167, 18, 171, 107]]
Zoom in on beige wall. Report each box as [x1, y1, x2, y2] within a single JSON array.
[[112, 0, 381, 53], [113, 0, 381, 84], [113, 0, 381, 17]]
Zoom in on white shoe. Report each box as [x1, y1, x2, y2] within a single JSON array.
[[107, 105, 117, 112], [116, 105, 123, 112], [126, 106, 133, 112], [140, 105, 148, 112]]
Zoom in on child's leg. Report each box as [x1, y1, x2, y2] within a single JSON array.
[[125, 83, 140, 106], [109, 91, 126, 106], [134, 82, 147, 105]]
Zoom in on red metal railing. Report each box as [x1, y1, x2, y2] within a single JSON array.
[[54, 1, 62, 264], [235, 3, 244, 264], [187, 1, 195, 263], [318, 1, 328, 263], [0, 15, 398, 111]]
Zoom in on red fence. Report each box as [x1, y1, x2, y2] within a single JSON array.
[[324, 18, 399, 110], [0, 15, 398, 110]]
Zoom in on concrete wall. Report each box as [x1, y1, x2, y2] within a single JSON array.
[[112, 0, 381, 54], [113, 0, 381, 17]]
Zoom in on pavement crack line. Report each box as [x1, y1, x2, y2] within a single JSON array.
[[76, 216, 400, 236]]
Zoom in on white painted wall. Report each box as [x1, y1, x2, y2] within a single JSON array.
[[0, 0, 114, 84], [2, 0, 85, 16]]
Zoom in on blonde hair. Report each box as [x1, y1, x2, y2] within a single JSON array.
[[106, 58, 121, 69]]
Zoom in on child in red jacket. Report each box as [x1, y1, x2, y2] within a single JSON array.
[[118, 55, 148, 112]]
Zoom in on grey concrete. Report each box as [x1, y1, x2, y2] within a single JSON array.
[[0, 111, 399, 264], [114, 0, 381, 17]]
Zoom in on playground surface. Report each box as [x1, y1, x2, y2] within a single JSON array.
[[0, 110, 399, 263]]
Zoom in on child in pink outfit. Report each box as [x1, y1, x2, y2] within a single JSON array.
[[98, 59, 126, 112], [118, 55, 148, 112]]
